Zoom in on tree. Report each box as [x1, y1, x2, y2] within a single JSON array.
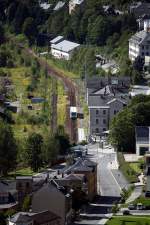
[[0, 119, 17, 175], [72, 189, 88, 211], [0, 23, 5, 44], [22, 17, 37, 44], [7, 2, 18, 24], [88, 16, 111, 46], [133, 56, 144, 72], [26, 133, 43, 172], [44, 136, 59, 165], [13, 3, 29, 34], [86, 49, 96, 77], [0, 212, 6, 225], [110, 95, 150, 152], [55, 125, 70, 155], [22, 195, 31, 211]]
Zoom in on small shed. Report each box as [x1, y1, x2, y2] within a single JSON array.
[[31, 97, 45, 104]]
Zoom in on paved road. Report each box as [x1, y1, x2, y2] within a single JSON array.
[[71, 144, 122, 225], [87, 143, 121, 197]]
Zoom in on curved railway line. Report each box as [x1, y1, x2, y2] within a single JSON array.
[[23, 47, 78, 143]]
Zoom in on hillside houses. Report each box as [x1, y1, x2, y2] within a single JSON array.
[[130, 2, 150, 18], [87, 77, 131, 136], [2, 156, 97, 224], [129, 18, 150, 62]]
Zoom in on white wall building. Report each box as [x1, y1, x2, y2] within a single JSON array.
[[130, 85, 150, 97], [135, 126, 150, 156], [69, 0, 84, 14], [51, 36, 80, 60], [129, 19, 150, 62]]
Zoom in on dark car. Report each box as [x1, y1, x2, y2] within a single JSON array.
[[123, 209, 130, 215], [128, 204, 136, 210], [145, 191, 150, 197]]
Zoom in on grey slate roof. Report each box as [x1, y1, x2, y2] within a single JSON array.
[[50, 36, 64, 44], [53, 1, 65, 11], [51, 40, 80, 53], [87, 77, 130, 107], [87, 77, 131, 89], [32, 210, 60, 224], [0, 180, 17, 193], [10, 213, 32, 223], [64, 158, 96, 174], [129, 30, 150, 44], [10, 210, 60, 224], [70, 145, 87, 151]]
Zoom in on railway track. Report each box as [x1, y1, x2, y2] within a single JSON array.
[[22, 47, 78, 142]]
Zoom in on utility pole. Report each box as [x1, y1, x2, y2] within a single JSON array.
[[43, 50, 48, 112], [50, 77, 58, 135]]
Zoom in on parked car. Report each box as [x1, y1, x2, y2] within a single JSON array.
[[128, 204, 136, 210], [145, 191, 150, 197], [123, 209, 130, 215], [137, 203, 144, 210]]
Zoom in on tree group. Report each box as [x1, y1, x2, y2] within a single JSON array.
[[110, 95, 150, 152]]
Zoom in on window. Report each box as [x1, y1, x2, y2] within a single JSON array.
[[114, 110, 117, 115], [96, 128, 99, 133], [18, 182, 22, 188], [142, 45, 144, 49], [103, 119, 106, 124], [96, 119, 99, 124], [103, 110, 106, 115], [96, 110, 99, 115], [103, 128, 106, 131], [26, 182, 30, 188]]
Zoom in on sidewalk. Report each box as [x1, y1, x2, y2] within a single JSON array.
[[111, 169, 129, 190], [126, 185, 142, 204]]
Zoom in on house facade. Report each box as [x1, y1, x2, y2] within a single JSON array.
[[129, 85, 150, 97], [135, 126, 150, 156], [87, 77, 130, 136], [146, 167, 150, 196], [129, 19, 150, 62], [16, 176, 33, 202], [64, 158, 97, 201], [32, 181, 72, 225], [0, 181, 18, 212]]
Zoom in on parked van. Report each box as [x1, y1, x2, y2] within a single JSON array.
[[137, 203, 143, 210]]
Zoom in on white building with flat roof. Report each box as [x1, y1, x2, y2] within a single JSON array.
[[129, 19, 150, 62], [51, 36, 80, 60]]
